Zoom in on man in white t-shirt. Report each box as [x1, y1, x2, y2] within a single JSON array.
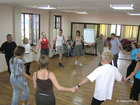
[[75, 51, 124, 105]]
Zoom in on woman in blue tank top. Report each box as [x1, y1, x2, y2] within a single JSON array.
[[125, 52, 140, 105]]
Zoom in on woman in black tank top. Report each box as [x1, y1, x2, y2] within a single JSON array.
[[33, 55, 75, 105]]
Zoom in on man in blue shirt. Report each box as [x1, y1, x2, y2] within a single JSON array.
[[110, 33, 124, 68]]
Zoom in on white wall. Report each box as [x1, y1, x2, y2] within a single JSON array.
[[68, 13, 140, 25], [0, 5, 14, 72], [1, 5, 140, 72]]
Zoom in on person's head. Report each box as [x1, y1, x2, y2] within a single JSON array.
[[111, 33, 116, 40], [41, 32, 46, 38], [101, 51, 113, 64], [131, 42, 137, 49], [67, 36, 71, 40], [6, 34, 13, 43], [59, 29, 63, 35], [23, 38, 29, 44], [11, 46, 25, 64], [38, 55, 49, 69], [76, 30, 80, 36], [14, 46, 25, 57], [99, 34, 103, 39]]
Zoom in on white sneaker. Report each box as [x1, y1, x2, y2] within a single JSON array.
[[22, 103, 29, 105], [75, 60, 78, 65], [79, 63, 83, 67]]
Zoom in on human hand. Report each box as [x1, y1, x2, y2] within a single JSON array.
[[123, 78, 128, 84], [122, 50, 126, 54], [71, 86, 79, 93]]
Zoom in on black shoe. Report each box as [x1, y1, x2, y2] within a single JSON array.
[[59, 63, 64, 68], [26, 72, 31, 75]]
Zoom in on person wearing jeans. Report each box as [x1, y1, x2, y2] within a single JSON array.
[[110, 33, 124, 68], [10, 46, 32, 105]]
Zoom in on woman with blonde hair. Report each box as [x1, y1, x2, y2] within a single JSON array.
[[33, 55, 75, 105], [36, 32, 53, 56]]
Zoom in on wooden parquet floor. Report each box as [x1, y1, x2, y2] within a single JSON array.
[[0, 55, 139, 105]]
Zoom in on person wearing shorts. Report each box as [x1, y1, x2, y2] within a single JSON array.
[[53, 29, 68, 68]]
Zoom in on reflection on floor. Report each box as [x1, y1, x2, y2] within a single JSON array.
[[0, 53, 139, 105]]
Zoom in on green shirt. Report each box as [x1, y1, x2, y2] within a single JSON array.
[[95, 38, 106, 53]]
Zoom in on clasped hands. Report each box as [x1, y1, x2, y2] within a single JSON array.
[[70, 85, 80, 93]]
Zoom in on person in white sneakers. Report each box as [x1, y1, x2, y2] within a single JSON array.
[[71, 30, 90, 67], [74, 51, 124, 105]]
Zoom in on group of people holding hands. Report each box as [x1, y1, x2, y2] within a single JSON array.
[[0, 29, 140, 105]]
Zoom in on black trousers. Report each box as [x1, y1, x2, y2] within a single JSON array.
[[25, 62, 31, 74], [35, 92, 55, 105], [113, 53, 118, 68], [126, 60, 137, 78], [91, 97, 104, 105], [5, 55, 12, 74]]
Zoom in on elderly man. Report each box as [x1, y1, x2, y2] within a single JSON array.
[[0, 34, 17, 74], [75, 51, 124, 105], [94, 34, 106, 66], [110, 33, 123, 68]]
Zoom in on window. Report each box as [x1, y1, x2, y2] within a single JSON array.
[[132, 26, 138, 40], [116, 25, 121, 36], [100, 24, 106, 36], [111, 24, 116, 34], [121, 26, 138, 40], [54, 15, 62, 29], [21, 13, 40, 45]]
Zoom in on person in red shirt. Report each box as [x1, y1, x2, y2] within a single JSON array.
[[36, 32, 53, 56]]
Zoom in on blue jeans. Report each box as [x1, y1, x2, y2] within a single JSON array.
[[10, 79, 29, 105]]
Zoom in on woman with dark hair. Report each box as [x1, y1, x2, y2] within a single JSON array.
[[71, 30, 90, 67], [33, 55, 75, 105], [126, 42, 139, 79], [125, 54, 140, 105], [10, 46, 32, 105], [36, 32, 53, 56]]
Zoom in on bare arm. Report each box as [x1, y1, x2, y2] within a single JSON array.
[[23, 72, 32, 80], [50, 72, 74, 92], [70, 38, 75, 48], [74, 77, 90, 92], [33, 72, 37, 89], [53, 36, 57, 49], [48, 40, 53, 50], [63, 36, 68, 47], [77, 77, 90, 87], [81, 38, 89, 45], [35, 39, 41, 52], [126, 62, 140, 80]]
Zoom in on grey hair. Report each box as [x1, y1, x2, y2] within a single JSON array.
[[102, 51, 113, 63], [6, 34, 12, 38]]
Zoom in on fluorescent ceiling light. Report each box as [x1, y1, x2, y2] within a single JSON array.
[[36, 5, 56, 9], [75, 11, 88, 14], [110, 4, 134, 10], [128, 13, 140, 16]]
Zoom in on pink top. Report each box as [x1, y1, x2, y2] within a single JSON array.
[[75, 36, 82, 45]]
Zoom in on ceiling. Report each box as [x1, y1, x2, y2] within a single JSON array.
[[0, 0, 140, 15]]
